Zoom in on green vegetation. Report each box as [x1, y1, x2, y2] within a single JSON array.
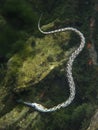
[[0, 0, 98, 130]]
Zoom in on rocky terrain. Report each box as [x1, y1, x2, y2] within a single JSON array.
[[0, 0, 98, 130]]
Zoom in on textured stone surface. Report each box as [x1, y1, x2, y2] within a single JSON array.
[[0, 22, 75, 129]]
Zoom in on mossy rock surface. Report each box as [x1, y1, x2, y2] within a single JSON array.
[[0, 22, 77, 129], [0, 0, 98, 129], [6, 29, 75, 92]]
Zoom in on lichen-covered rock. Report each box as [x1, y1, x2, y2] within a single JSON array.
[[0, 105, 39, 130], [6, 30, 74, 92], [0, 21, 77, 129]]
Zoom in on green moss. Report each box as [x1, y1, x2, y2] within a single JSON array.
[[17, 112, 38, 129], [0, 106, 29, 129], [4, 29, 73, 92], [0, 1, 97, 130]]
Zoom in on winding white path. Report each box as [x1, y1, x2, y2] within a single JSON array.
[[21, 17, 85, 112]]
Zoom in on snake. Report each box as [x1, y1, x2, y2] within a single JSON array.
[[17, 16, 85, 112]]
